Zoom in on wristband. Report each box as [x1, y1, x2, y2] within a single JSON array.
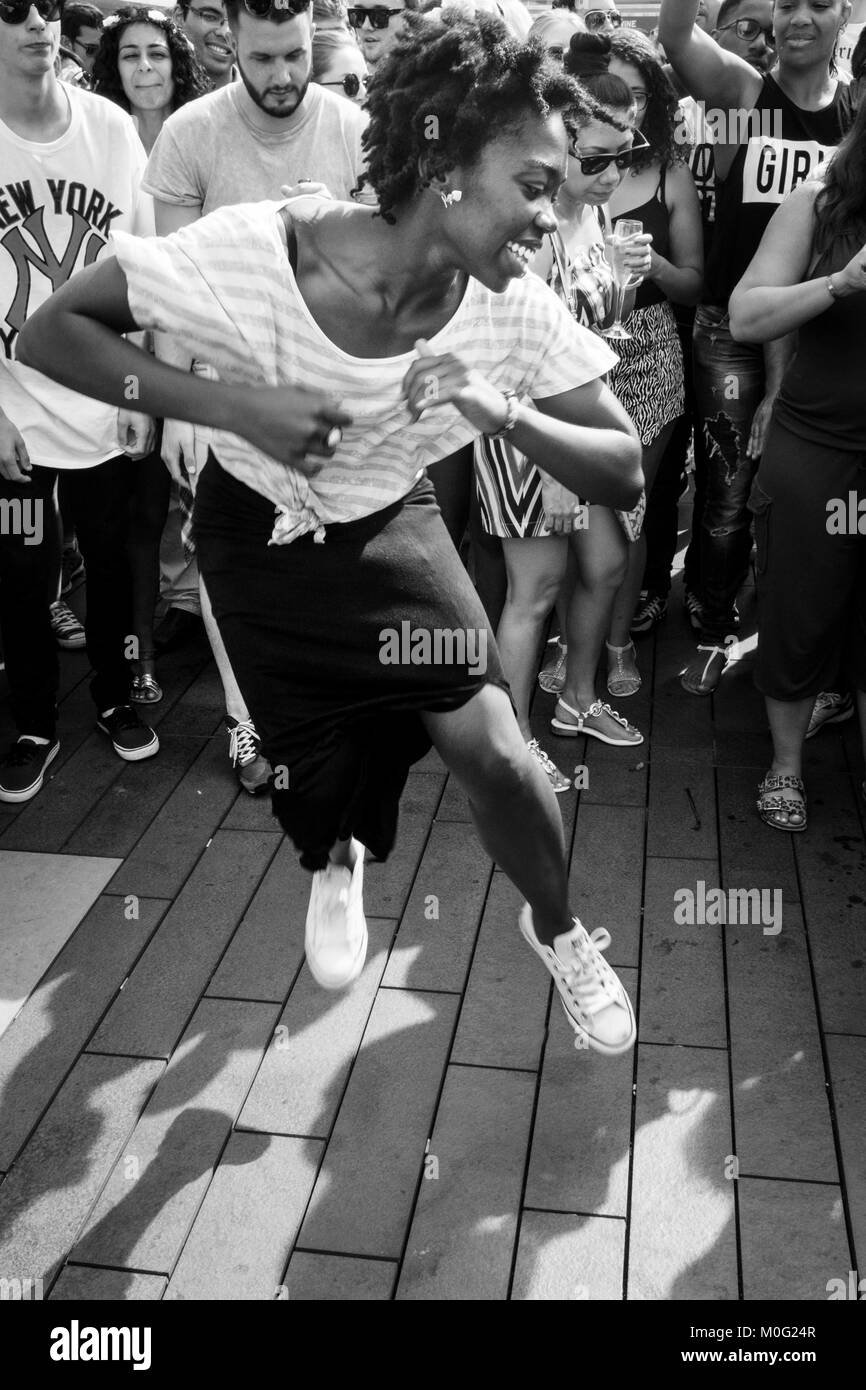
[[826, 275, 842, 300], [490, 389, 519, 438]]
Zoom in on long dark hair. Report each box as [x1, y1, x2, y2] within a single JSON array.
[[813, 94, 866, 256], [92, 7, 208, 115], [609, 27, 682, 171]]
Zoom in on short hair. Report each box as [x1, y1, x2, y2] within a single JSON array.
[[61, 2, 104, 41], [224, 0, 313, 25], [714, 0, 746, 32], [312, 25, 362, 79], [357, 11, 610, 222], [92, 6, 209, 111]]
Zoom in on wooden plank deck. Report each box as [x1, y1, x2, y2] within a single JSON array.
[[1, 550, 863, 1302]]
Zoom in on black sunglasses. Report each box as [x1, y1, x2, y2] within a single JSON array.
[[0, 0, 63, 22], [568, 130, 651, 175], [321, 72, 367, 96], [347, 6, 403, 29], [242, 0, 310, 15]]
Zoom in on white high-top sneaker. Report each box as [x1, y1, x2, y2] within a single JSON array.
[[304, 840, 367, 990]]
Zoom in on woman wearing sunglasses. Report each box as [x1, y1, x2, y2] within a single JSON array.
[[599, 26, 703, 697], [474, 34, 653, 789], [21, 14, 644, 1052], [311, 24, 368, 104]]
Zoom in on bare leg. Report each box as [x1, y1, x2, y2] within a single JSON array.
[[498, 536, 566, 737], [763, 694, 812, 828], [421, 683, 570, 944], [557, 506, 631, 742], [199, 573, 251, 722], [609, 421, 675, 646]]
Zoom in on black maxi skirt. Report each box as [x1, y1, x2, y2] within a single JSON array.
[[194, 453, 509, 870]]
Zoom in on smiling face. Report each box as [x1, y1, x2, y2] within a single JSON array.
[[0, 6, 61, 79], [563, 115, 634, 205], [181, 0, 234, 81], [432, 111, 569, 293], [771, 0, 850, 67], [117, 22, 175, 115], [233, 9, 313, 116]]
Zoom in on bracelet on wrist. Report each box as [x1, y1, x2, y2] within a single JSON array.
[[490, 389, 519, 439], [826, 275, 842, 300]]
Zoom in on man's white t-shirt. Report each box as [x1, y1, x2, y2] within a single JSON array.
[[0, 85, 152, 468], [143, 80, 367, 213]]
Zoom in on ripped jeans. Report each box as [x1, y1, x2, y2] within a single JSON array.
[[692, 305, 765, 642]]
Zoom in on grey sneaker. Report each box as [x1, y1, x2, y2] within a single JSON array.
[[226, 716, 272, 795], [49, 600, 85, 650], [806, 691, 854, 740]]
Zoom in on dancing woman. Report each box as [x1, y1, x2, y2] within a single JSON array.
[[20, 15, 643, 1054]]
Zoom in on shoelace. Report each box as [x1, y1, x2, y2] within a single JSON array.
[[527, 739, 563, 779], [637, 596, 664, 621], [228, 718, 260, 768], [49, 602, 83, 637], [556, 923, 621, 1018]]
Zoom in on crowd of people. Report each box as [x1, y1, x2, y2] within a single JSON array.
[[1, 0, 864, 1051]]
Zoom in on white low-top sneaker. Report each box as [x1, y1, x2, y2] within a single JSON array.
[[305, 841, 368, 990], [519, 905, 636, 1055]]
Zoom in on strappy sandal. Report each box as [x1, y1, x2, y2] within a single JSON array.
[[551, 697, 644, 746], [681, 643, 728, 696], [606, 640, 641, 697], [757, 772, 807, 833], [130, 673, 163, 705]]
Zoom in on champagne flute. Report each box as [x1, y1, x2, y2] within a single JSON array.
[[601, 218, 643, 341]]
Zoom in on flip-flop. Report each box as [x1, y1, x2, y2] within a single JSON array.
[[681, 644, 727, 696], [130, 673, 163, 705]]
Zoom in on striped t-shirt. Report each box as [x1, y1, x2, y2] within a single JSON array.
[[112, 199, 618, 545]]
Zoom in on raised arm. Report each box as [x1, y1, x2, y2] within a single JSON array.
[[658, 0, 762, 111], [16, 257, 351, 469], [729, 180, 866, 341]]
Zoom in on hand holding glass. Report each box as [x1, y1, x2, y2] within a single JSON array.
[[602, 220, 644, 341]]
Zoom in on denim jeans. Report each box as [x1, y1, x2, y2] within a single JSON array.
[[692, 305, 766, 641]]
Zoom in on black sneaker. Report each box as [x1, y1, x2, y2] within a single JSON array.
[[0, 737, 60, 803], [97, 705, 159, 761], [60, 546, 85, 595], [630, 591, 667, 635]]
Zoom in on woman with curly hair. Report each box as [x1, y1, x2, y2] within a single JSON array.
[[22, 13, 644, 1056], [92, 6, 208, 155], [91, 8, 208, 704], [729, 95, 866, 833]]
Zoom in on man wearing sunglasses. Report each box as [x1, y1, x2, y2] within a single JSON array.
[[142, 0, 366, 793], [0, 0, 161, 800], [176, 0, 237, 89], [346, 3, 408, 68]]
